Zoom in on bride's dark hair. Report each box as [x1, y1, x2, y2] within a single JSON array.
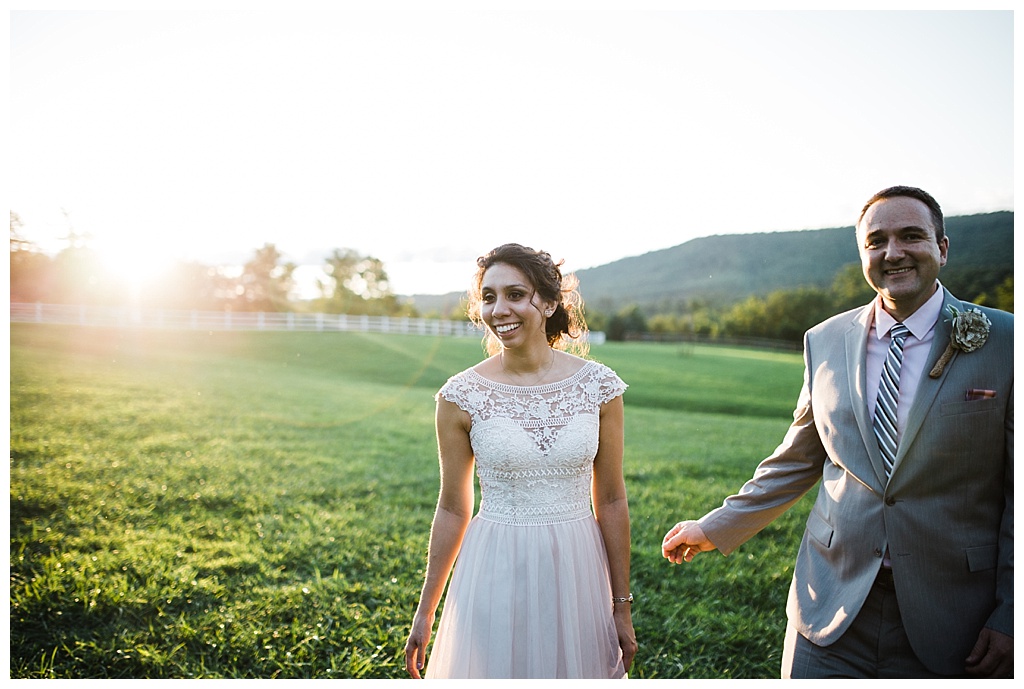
[[467, 243, 589, 357]]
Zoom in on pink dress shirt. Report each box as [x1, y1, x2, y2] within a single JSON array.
[[865, 284, 946, 445]]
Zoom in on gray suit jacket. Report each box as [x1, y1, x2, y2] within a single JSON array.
[[700, 288, 1013, 675]]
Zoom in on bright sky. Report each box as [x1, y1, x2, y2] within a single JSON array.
[[9, 6, 1014, 297]]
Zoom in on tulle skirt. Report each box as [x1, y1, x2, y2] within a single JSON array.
[[425, 513, 626, 679]]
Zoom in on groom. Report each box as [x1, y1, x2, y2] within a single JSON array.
[[662, 186, 1013, 678]]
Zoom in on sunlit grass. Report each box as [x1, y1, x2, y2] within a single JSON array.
[[10, 324, 811, 678]]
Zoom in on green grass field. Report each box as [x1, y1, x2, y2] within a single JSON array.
[[10, 323, 815, 678]]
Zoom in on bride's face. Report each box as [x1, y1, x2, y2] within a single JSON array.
[[479, 263, 553, 347]]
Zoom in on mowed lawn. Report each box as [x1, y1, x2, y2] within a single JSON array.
[[10, 323, 814, 678]]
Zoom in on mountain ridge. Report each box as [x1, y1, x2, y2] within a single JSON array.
[[406, 211, 1013, 315]]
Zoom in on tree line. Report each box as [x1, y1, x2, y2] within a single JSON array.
[[594, 263, 1013, 344], [11, 211, 1013, 344], [10, 212, 414, 317]]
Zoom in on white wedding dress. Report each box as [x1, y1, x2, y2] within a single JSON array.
[[425, 360, 628, 679]]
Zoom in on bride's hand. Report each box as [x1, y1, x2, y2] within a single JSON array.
[[662, 520, 716, 564], [614, 605, 637, 671], [405, 611, 434, 679]]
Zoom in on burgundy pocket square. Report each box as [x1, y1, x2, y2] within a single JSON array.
[[965, 389, 997, 401]]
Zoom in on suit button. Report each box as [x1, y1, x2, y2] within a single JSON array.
[[885, 497, 896, 506], [873, 548, 883, 558]]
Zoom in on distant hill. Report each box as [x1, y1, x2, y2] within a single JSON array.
[[406, 211, 1013, 315]]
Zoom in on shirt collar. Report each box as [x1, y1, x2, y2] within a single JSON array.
[[872, 282, 945, 341]]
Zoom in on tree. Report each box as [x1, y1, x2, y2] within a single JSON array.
[[648, 313, 687, 335], [45, 246, 114, 305], [829, 262, 875, 312], [994, 276, 1014, 313], [10, 208, 119, 306], [584, 308, 608, 335], [721, 287, 834, 342], [606, 304, 647, 341], [10, 212, 53, 303], [975, 275, 1014, 314], [319, 248, 402, 315], [232, 243, 296, 312]]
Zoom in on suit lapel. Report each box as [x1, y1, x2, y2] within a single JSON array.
[[845, 304, 887, 486], [892, 289, 961, 476]]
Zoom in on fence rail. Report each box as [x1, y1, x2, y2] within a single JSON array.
[[10, 302, 485, 337]]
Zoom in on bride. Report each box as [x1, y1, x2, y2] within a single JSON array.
[[404, 243, 636, 679]]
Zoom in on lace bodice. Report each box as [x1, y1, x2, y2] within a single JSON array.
[[437, 360, 627, 526]]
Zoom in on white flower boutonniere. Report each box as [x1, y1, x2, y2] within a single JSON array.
[[929, 305, 992, 378]]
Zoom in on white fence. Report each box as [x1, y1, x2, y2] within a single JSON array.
[[10, 302, 483, 337], [10, 303, 607, 343]]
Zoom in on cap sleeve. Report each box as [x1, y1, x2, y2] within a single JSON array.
[[589, 362, 628, 406], [435, 370, 474, 413]]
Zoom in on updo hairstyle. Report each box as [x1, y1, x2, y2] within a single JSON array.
[[467, 243, 589, 357]]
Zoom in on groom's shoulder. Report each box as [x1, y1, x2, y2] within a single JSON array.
[[957, 301, 1014, 360], [965, 301, 1014, 331], [947, 289, 1013, 337], [807, 304, 868, 338]]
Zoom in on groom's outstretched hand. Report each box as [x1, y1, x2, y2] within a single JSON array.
[[662, 521, 717, 564]]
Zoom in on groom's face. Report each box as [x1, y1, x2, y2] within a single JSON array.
[[857, 195, 948, 317]]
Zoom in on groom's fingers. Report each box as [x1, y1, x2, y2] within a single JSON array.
[[662, 530, 690, 551], [661, 524, 685, 546]]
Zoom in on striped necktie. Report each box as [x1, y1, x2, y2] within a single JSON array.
[[873, 323, 910, 479]]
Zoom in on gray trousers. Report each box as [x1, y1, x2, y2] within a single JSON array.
[[781, 568, 954, 678]]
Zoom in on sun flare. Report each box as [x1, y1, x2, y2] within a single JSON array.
[[95, 238, 176, 293]]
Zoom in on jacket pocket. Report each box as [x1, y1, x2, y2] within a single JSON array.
[[941, 397, 1000, 416], [806, 510, 834, 549], [965, 544, 998, 572]]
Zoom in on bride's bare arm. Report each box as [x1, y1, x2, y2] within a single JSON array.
[[405, 397, 475, 678], [592, 395, 637, 671]]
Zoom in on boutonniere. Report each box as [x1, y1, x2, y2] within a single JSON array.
[[929, 305, 991, 378]]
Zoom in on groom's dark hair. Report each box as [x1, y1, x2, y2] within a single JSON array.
[[858, 185, 945, 243]]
